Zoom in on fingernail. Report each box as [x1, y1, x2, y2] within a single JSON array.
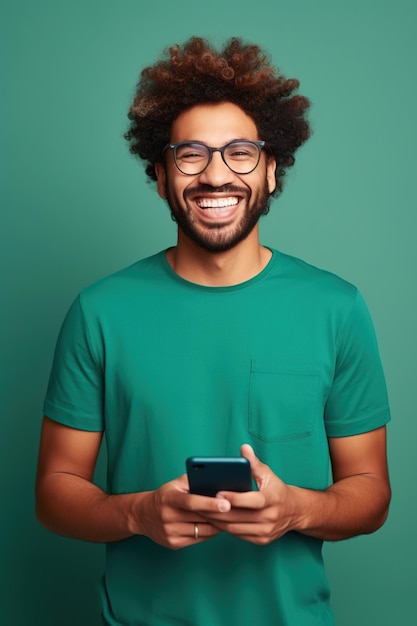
[[217, 499, 231, 512]]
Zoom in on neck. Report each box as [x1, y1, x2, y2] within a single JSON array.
[[166, 228, 272, 286]]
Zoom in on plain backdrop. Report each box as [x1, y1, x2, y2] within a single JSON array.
[[2, 1, 416, 624]]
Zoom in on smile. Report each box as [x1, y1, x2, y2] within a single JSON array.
[[195, 197, 239, 209]]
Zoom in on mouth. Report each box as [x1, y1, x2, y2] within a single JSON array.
[[182, 186, 249, 224], [195, 196, 240, 212]]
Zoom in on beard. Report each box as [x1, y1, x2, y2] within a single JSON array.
[[165, 179, 271, 253]]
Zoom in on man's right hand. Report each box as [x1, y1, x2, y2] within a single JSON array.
[[132, 475, 230, 549]]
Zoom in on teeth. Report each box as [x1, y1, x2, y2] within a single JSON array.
[[196, 197, 239, 209]]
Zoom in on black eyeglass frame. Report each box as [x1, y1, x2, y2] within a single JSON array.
[[163, 140, 266, 175]]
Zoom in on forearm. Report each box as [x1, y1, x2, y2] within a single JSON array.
[[36, 472, 151, 542], [35, 419, 217, 548], [289, 474, 391, 541]]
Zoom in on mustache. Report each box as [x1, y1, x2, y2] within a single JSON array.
[[184, 185, 249, 198]]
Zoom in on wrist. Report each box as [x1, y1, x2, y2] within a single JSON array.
[[285, 484, 316, 533], [126, 490, 154, 537]]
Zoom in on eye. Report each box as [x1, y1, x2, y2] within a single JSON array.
[[229, 149, 251, 158], [226, 142, 258, 160], [176, 144, 207, 162]]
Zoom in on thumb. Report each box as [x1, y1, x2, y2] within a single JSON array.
[[240, 444, 272, 490]]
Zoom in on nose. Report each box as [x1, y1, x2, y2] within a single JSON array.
[[197, 150, 235, 187]]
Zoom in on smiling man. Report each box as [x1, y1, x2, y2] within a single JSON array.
[[36, 38, 391, 626]]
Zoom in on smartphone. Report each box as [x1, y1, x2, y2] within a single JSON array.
[[186, 456, 252, 497]]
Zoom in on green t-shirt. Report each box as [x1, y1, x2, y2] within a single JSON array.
[[44, 249, 390, 626]]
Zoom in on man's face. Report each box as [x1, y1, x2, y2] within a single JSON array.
[[155, 102, 276, 253]]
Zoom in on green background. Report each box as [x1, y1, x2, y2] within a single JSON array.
[[2, 1, 416, 624]]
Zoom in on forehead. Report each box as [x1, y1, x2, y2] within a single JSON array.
[[170, 102, 259, 144]]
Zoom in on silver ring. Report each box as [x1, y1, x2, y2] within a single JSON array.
[[194, 523, 199, 539]]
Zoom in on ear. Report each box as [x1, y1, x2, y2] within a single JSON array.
[[155, 162, 167, 199], [266, 157, 277, 195]]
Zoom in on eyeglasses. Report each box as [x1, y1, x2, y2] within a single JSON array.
[[164, 140, 266, 175]]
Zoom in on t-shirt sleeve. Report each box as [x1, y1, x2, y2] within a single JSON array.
[[43, 293, 104, 431], [324, 289, 391, 437]]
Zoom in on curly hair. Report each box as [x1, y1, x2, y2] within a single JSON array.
[[125, 37, 311, 196]]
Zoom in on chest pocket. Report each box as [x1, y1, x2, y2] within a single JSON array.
[[248, 360, 321, 442]]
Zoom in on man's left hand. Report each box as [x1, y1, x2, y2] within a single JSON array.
[[200, 444, 298, 545]]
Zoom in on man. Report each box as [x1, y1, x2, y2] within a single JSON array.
[[36, 37, 391, 625]]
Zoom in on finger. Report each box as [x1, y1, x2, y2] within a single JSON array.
[[172, 473, 191, 491], [169, 474, 230, 511], [168, 522, 220, 546], [202, 508, 265, 524], [207, 520, 272, 541], [163, 509, 219, 524], [240, 443, 274, 490], [179, 521, 220, 539], [215, 490, 267, 510], [163, 486, 232, 514], [186, 493, 232, 513]]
